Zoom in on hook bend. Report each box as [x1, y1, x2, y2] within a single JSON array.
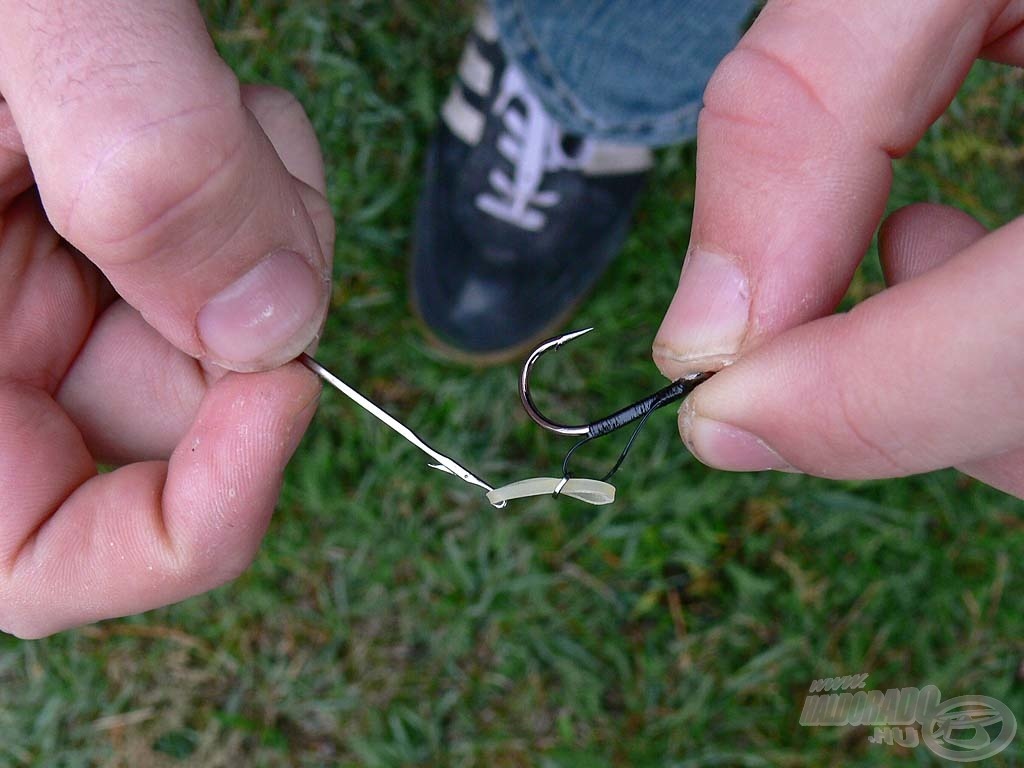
[[519, 328, 714, 440]]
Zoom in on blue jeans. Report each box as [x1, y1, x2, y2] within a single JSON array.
[[489, 0, 755, 146]]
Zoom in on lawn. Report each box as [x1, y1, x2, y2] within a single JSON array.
[[1, 2, 1022, 766]]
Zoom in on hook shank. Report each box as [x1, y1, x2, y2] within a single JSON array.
[[586, 372, 713, 438]]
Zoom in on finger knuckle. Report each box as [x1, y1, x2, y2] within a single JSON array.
[[51, 80, 249, 261], [169, 535, 258, 591], [827, 351, 913, 476], [701, 45, 843, 163], [835, 398, 910, 475]]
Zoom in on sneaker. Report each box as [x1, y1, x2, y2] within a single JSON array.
[[411, 7, 653, 363]]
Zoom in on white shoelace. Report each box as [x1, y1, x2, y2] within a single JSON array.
[[474, 65, 587, 232]]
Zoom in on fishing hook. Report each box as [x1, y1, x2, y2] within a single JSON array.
[[519, 328, 714, 482]]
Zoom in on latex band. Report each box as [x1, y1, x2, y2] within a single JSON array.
[[486, 477, 615, 507]]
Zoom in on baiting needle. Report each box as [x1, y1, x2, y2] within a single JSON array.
[[299, 353, 502, 504]]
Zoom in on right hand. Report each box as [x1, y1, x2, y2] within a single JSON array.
[[652, 0, 1024, 496]]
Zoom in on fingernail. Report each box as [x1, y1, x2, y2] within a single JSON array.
[[654, 249, 749, 374], [198, 250, 325, 370], [685, 416, 795, 472]]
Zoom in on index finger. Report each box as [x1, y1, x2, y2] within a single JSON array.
[[653, 0, 1024, 375], [0, 0, 331, 372]]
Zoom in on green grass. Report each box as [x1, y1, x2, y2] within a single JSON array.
[[2, 2, 1023, 766]]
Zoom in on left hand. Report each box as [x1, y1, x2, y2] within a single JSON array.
[[0, 78, 333, 638]]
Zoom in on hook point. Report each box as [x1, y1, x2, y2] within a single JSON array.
[[557, 327, 594, 347]]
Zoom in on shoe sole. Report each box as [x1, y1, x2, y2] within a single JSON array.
[[407, 269, 597, 368]]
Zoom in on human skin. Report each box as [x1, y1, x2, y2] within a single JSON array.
[[3, 1, 1021, 639], [653, 0, 1024, 498], [0, 2, 334, 637]]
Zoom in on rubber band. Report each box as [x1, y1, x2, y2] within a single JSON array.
[[486, 477, 615, 507]]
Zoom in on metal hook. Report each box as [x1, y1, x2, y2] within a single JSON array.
[[519, 328, 714, 480], [521, 328, 714, 439]]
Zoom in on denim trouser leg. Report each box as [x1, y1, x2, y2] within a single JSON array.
[[488, 0, 756, 146]]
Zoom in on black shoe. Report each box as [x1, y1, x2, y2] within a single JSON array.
[[411, 7, 652, 363]]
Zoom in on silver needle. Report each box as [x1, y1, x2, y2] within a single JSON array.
[[299, 353, 499, 499]]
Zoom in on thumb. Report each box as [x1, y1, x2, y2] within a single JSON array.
[[678, 214, 1024, 481], [880, 203, 1024, 497], [0, 1, 329, 371]]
